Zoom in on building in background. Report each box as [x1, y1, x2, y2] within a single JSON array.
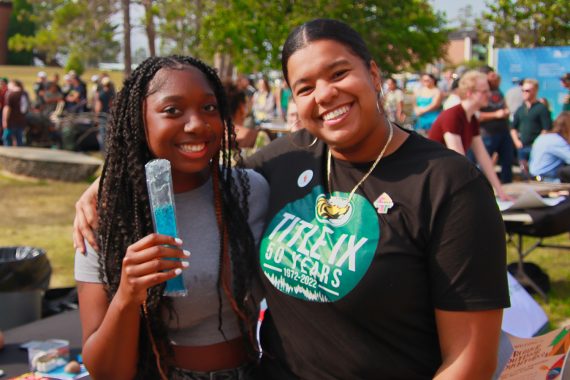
[[445, 29, 486, 66]]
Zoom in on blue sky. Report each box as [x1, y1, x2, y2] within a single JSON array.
[[431, 0, 487, 25]]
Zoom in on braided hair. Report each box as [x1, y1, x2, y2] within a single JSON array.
[[96, 55, 259, 378]]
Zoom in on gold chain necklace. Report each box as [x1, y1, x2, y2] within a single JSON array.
[[325, 120, 394, 207]]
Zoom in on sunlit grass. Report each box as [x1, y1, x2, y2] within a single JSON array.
[[0, 172, 90, 287]]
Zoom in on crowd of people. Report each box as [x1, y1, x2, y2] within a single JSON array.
[[1, 70, 116, 149], [390, 66, 570, 184], [188, 61, 570, 184]]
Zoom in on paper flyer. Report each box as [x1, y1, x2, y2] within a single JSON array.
[[498, 190, 565, 212], [499, 326, 570, 380]]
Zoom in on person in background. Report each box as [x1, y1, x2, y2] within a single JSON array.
[[0, 78, 7, 146], [510, 78, 552, 172], [413, 73, 442, 134], [438, 68, 454, 99], [33, 71, 48, 107], [41, 81, 64, 116], [94, 76, 115, 153], [65, 72, 88, 113], [285, 101, 300, 131], [51, 73, 62, 93], [429, 70, 511, 200], [529, 111, 570, 183], [383, 77, 405, 123], [538, 97, 552, 120], [88, 75, 100, 111], [276, 80, 292, 122], [2, 79, 28, 147], [225, 82, 259, 149], [94, 77, 114, 115], [561, 73, 570, 112], [442, 76, 461, 110], [252, 76, 276, 123], [0, 78, 8, 130], [61, 74, 73, 97], [478, 69, 514, 183], [505, 78, 524, 122], [236, 74, 256, 100]]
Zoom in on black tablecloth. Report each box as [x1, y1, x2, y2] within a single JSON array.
[[504, 198, 570, 237], [0, 310, 84, 378]]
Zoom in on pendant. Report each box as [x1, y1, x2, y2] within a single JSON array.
[[316, 195, 352, 224]]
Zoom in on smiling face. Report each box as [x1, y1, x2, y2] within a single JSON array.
[[144, 67, 223, 191], [287, 39, 383, 160]]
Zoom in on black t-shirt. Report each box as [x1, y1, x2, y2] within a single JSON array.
[[246, 129, 510, 380], [480, 89, 509, 135]]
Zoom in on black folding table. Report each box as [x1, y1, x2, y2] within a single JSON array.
[[503, 198, 570, 300]]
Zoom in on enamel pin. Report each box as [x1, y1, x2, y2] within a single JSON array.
[[373, 192, 394, 214]]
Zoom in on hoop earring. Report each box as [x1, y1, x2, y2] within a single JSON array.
[[287, 132, 318, 150], [376, 91, 384, 116]]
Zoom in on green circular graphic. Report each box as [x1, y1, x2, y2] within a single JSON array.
[[260, 186, 380, 302]]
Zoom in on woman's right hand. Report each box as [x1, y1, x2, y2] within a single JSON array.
[[116, 234, 190, 307], [73, 178, 100, 253]]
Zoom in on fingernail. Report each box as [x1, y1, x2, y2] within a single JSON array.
[[174, 268, 182, 276], [181, 261, 189, 268], [174, 238, 183, 245], [183, 249, 191, 257]]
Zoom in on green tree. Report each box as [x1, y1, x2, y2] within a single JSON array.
[[65, 52, 85, 76], [8, 0, 121, 67], [154, 0, 211, 58], [6, 0, 35, 65], [478, 0, 570, 47], [200, 0, 447, 75]]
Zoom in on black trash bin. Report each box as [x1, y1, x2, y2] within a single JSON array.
[[0, 246, 52, 329]]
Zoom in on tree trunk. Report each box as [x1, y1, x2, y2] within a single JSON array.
[[194, 0, 202, 58], [122, 0, 132, 77], [214, 52, 233, 82], [142, 0, 156, 57], [0, 2, 13, 65]]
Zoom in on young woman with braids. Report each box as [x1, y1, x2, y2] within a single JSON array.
[[73, 55, 268, 379], [75, 20, 509, 379]]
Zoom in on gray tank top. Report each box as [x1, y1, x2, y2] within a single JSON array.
[[75, 169, 269, 346]]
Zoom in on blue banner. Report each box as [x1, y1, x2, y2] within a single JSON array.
[[497, 47, 570, 119]]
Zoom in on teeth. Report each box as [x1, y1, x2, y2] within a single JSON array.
[[322, 105, 350, 121], [179, 143, 205, 152]]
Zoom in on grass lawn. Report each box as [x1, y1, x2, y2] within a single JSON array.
[[0, 172, 91, 288], [0, 171, 569, 330]]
